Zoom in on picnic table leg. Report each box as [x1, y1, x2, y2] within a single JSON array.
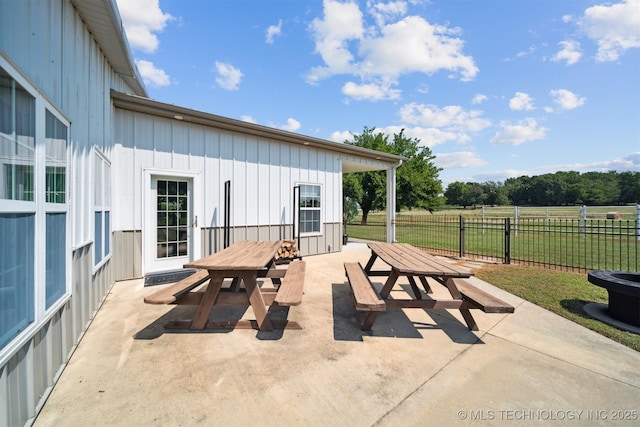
[[419, 276, 432, 294], [444, 278, 478, 331], [363, 252, 378, 274], [408, 276, 422, 300], [241, 271, 274, 331], [362, 311, 380, 331], [360, 270, 399, 331], [379, 269, 399, 298], [229, 277, 242, 292], [191, 273, 224, 330], [264, 260, 282, 286]]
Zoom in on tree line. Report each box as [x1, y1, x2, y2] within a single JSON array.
[[343, 127, 638, 224], [444, 171, 640, 208]]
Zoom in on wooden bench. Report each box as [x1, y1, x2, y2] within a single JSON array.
[[274, 260, 306, 306], [451, 278, 514, 313], [144, 270, 210, 305], [344, 262, 386, 312], [448, 278, 514, 331]]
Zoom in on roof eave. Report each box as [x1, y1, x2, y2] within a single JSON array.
[[71, 0, 147, 97], [111, 91, 406, 165]]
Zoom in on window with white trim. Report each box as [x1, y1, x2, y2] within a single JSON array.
[[94, 149, 111, 267], [0, 60, 69, 353], [299, 183, 321, 234]]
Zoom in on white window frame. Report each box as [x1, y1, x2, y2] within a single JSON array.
[[93, 147, 111, 271], [297, 182, 323, 236], [0, 56, 70, 364]]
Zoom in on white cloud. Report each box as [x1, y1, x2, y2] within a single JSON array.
[[359, 16, 478, 81], [581, 151, 640, 171], [280, 118, 302, 132], [516, 45, 537, 59], [329, 125, 461, 148], [473, 169, 528, 183], [214, 62, 243, 91], [578, 0, 640, 62], [399, 103, 491, 134], [531, 152, 640, 174], [307, 0, 364, 83], [509, 92, 535, 111], [266, 20, 283, 44], [135, 60, 170, 87], [490, 118, 547, 145], [551, 40, 582, 65], [383, 125, 462, 147], [549, 89, 586, 111], [307, 0, 478, 97], [367, 0, 408, 26], [472, 94, 487, 104], [116, 0, 173, 53], [342, 80, 402, 101], [433, 151, 487, 169], [240, 115, 257, 124], [329, 130, 354, 142]]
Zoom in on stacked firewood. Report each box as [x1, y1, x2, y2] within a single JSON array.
[[275, 239, 299, 260]]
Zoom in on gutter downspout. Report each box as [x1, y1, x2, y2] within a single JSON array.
[[386, 160, 403, 243]]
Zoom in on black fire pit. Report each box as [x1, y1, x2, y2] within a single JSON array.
[[587, 270, 640, 327]]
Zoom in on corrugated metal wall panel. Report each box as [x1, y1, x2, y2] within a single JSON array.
[[0, 359, 8, 425], [113, 231, 143, 280], [0, 0, 142, 424]]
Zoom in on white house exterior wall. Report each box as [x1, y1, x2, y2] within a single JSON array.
[[113, 109, 344, 277], [0, 1, 137, 425]]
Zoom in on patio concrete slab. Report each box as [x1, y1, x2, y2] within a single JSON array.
[[34, 243, 640, 426]]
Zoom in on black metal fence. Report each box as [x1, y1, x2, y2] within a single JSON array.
[[346, 215, 640, 272]]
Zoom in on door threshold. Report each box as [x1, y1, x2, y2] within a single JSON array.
[[144, 269, 196, 287]]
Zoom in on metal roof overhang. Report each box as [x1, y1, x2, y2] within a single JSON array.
[[71, 0, 402, 173], [111, 91, 405, 172], [71, 0, 147, 96]]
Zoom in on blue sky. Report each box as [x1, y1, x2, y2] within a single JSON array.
[[116, 0, 640, 186]]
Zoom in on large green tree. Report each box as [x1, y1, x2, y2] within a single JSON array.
[[343, 127, 443, 223], [392, 130, 443, 213]]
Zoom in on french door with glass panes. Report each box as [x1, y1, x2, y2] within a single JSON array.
[[145, 176, 197, 273]]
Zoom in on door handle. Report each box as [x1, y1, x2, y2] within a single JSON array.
[[192, 216, 198, 227]]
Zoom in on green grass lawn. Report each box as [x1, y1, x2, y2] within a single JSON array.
[[474, 264, 640, 352]]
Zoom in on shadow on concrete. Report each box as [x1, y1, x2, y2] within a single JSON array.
[[133, 303, 292, 341], [331, 282, 483, 344]]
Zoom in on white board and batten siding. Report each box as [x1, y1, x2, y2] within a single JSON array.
[[113, 109, 344, 267]]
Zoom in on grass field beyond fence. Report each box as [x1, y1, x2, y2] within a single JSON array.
[[346, 208, 639, 272]]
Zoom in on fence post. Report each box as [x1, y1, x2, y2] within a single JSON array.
[[579, 205, 587, 238], [514, 206, 519, 237], [504, 217, 511, 264], [459, 215, 465, 258], [545, 207, 549, 231], [636, 204, 640, 241]]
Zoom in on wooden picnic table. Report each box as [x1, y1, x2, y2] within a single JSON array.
[[145, 240, 305, 331], [344, 242, 513, 331]]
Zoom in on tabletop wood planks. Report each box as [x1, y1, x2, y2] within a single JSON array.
[[367, 242, 471, 277], [184, 240, 283, 271]]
